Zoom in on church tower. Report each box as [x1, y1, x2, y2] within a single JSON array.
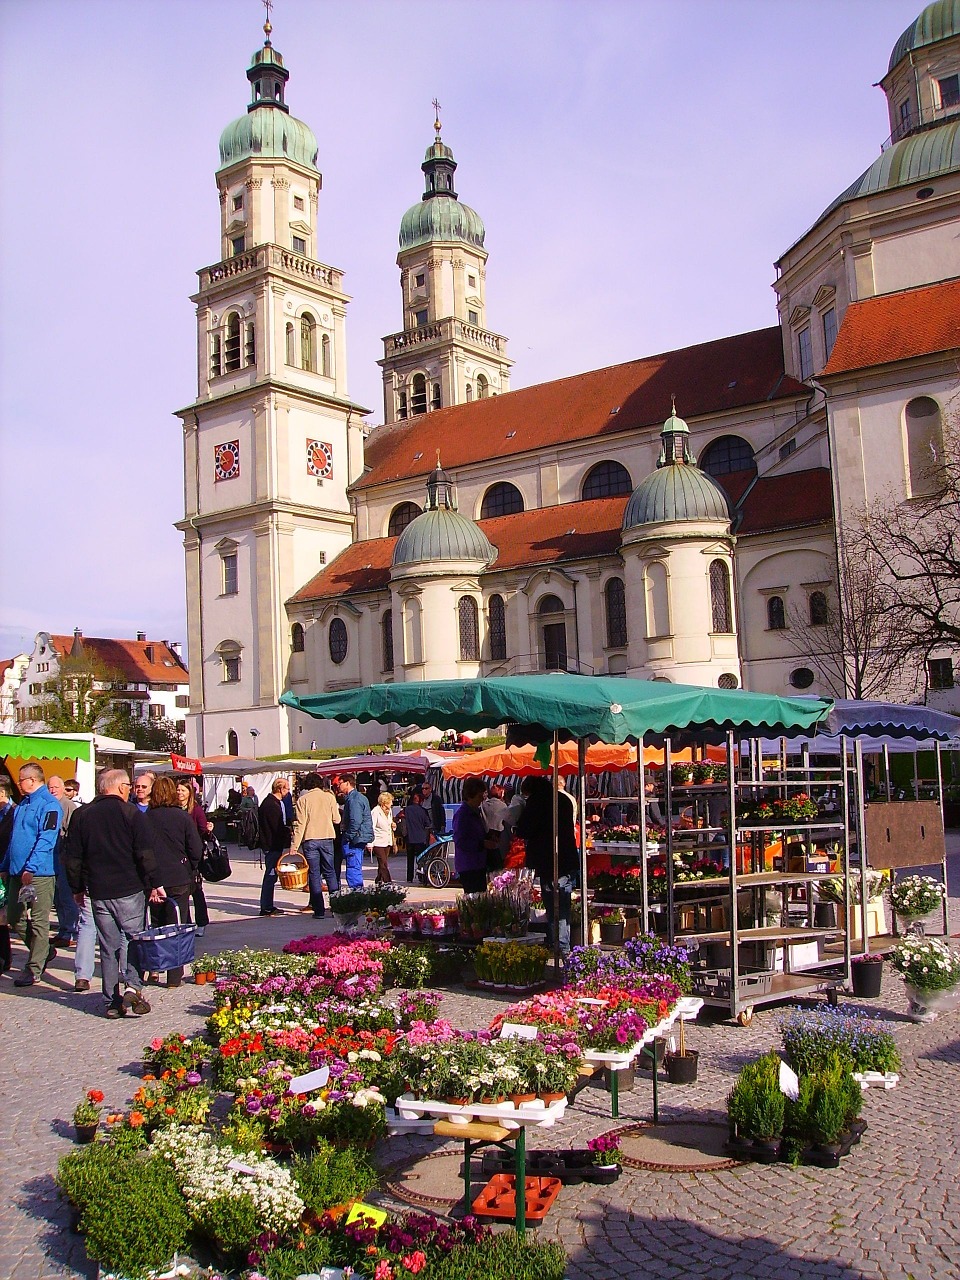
[[175, 15, 369, 758], [378, 110, 512, 424]]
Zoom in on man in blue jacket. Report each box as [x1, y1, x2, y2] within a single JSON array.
[[4, 763, 62, 986], [337, 774, 373, 890]]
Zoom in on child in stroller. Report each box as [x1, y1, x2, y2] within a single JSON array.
[[414, 833, 455, 888]]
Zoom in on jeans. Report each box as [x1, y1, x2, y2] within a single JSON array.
[[7, 873, 55, 976], [54, 845, 79, 938], [92, 892, 146, 1000], [542, 873, 577, 956], [302, 838, 338, 911], [259, 850, 282, 912], [74, 900, 97, 981], [342, 842, 365, 890]]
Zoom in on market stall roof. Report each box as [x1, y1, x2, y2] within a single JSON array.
[[0, 731, 135, 764], [824, 700, 960, 742], [441, 740, 730, 778], [149, 750, 445, 778], [282, 674, 832, 743]]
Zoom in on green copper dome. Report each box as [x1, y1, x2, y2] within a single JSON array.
[[623, 408, 731, 529], [398, 130, 485, 250], [392, 463, 495, 567], [888, 0, 960, 73], [217, 32, 319, 174]]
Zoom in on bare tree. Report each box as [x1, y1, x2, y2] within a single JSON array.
[[31, 653, 129, 735], [784, 539, 918, 700]]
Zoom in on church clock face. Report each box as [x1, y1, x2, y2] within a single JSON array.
[[214, 440, 240, 481], [306, 439, 334, 480]]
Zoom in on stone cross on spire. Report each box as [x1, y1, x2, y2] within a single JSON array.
[[432, 98, 442, 137], [262, 0, 274, 41]]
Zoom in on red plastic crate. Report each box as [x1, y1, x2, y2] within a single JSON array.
[[472, 1173, 562, 1222]]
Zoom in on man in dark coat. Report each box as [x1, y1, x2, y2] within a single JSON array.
[[258, 778, 291, 916]]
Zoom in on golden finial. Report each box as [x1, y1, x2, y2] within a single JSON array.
[[432, 98, 442, 137], [262, 0, 273, 42], [436, 449, 442, 468]]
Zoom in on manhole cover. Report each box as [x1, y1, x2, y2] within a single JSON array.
[[614, 1121, 741, 1173], [383, 1150, 464, 1211]]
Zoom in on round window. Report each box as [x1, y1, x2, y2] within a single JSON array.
[[790, 667, 815, 689], [718, 673, 739, 689], [328, 618, 348, 665]]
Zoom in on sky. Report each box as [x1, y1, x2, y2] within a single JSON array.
[[0, 0, 927, 660]]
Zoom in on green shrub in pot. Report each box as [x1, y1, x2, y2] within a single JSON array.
[[727, 1052, 784, 1142]]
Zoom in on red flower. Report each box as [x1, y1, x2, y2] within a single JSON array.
[[86, 1089, 104, 1104]]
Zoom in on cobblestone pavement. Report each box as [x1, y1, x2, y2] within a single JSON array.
[[2, 845, 958, 1280]]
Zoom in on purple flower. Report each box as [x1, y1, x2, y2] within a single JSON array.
[[186, 1071, 202, 1086], [246, 1098, 262, 1114]]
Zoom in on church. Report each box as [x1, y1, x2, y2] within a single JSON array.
[[177, 1, 960, 757]]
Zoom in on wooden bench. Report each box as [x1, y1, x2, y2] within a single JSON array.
[[433, 1119, 530, 1234]]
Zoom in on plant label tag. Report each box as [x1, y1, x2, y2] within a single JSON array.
[[343, 974, 359, 987], [500, 1022, 538, 1040], [289, 1066, 330, 1094], [575, 997, 607, 1006], [778, 1061, 800, 1100], [226, 1159, 259, 1176], [345, 1202, 388, 1228]]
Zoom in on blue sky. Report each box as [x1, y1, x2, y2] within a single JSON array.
[[0, 0, 925, 658]]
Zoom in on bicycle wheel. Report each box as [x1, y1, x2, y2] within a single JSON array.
[[427, 858, 451, 889]]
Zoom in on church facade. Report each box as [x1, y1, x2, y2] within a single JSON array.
[[180, 2, 960, 756]]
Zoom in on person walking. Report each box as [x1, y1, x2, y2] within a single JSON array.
[[258, 778, 291, 916], [421, 781, 446, 835], [0, 778, 17, 975], [337, 775, 372, 890], [4, 763, 62, 987], [401, 790, 433, 882], [48, 775, 80, 947], [65, 769, 163, 1017], [142, 776, 202, 986], [291, 774, 341, 916], [370, 792, 396, 884], [452, 777, 491, 895], [515, 775, 579, 957], [177, 778, 210, 937]]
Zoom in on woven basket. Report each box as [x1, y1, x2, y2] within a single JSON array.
[[278, 850, 309, 891]]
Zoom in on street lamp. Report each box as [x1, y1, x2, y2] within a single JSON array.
[[249, 727, 260, 759]]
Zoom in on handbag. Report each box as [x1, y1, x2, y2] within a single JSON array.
[[128, 899, 195, 974], [200, 835, 232, 882]]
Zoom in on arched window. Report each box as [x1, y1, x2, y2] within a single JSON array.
[[398, 390, 408, 420], [709, 560, 732, 633], [809, 591, 829, 626], [476, 373, 489, 399], [388, 502, 421, 536], [431, 383, 441, 410], [381, 610, 394, 673], [216, 639, 242, 684], [412, 373, 427, 415], [480, 482, 524, 519], [321, 333, 331, 376], [700, 435, 756, 478], [244, 322, 256, 366], [905, 396, 944, 497], [227, 729, 239, 755], [458, 596, 480, 661], [767, 596, 786, 630], [465, 384, 473, 402], [285, 322, 295, 365], [644, 562, 669, 638], [291, 622, 305, 653], [604, 577, 627, 647], [225, 312, 242, 372], [718, 673, 739, 689], [404, 597, 422, 665], [582, 460, 632, 500], [301, 313, 316, 372], [488, 594, 506, 661], [538, 594, 568, 671], [210, 333, 222, 379], [328, 617, 347, 665]]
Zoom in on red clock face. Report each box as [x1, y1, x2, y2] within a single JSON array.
[[307, 439, 333, 479], [215, 441, 240, 481]]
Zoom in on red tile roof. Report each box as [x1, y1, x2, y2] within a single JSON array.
[[290, 475, 831, 605], [0, 659, 13, 679], [47, 635, 188, 684], [822, 279, 960, 377], [734, 469, 834, 535], [358, 326, 808, 491]]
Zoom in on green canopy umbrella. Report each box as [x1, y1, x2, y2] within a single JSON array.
[[281, 674, 832, 741]]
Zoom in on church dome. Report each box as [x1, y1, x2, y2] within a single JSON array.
[[399, 196, 485, 249], [392, 462, 495, 566], [218, 108, 319, 173], [888, 1, 960, 73], [623, 408, 731, 529]]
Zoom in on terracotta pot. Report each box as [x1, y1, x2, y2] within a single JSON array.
[[194, 972, 208, 985], [444, 1096, 469, 1106], [539, 1091, 565, 1105], [510, 1093, 537, 1107], [205, 970, 217, 981]]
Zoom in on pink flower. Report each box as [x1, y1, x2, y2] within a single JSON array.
[[374, 1261, 394, 1280], [401, 1251, 427, 1274]]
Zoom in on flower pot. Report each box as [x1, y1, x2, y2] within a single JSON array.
[[590, 1163, 622, 1185], [903, 982, 960, 1022], [205, 970, 216, 982], [851, 959, 883, 998], [74, 1123, 98, 1144], [664, 1049, 699, 1084], [813, 902, 836, 929], [539, 1091, 565, 1105], [194, 972, 208, 985], [510, 1093, 537, 1107], [599, 921, 625, 945]]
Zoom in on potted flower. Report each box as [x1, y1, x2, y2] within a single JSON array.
[[598, 905, 626, 945], [889, 935, 960, 1022], [889, 875, 946, 934], [692, 762, 713, 785], [850, 952, 883, 999], [663, 1013, 698, 1084], [193, 953, 217, 983], [671, 762, 694, 787], [587, 1132, 624, 1183], [72, 1088, 104, 1143]]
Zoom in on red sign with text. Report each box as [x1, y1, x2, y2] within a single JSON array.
[[170, 753, 203, 775]]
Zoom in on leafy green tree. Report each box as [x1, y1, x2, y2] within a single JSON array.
[[31, 654, 129, 735]]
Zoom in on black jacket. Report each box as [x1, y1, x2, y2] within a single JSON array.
[[514, 778, 578, 881], [142, 805, 203, 892], [65, 794, 159, 899], [258, 793, 290, 853]]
